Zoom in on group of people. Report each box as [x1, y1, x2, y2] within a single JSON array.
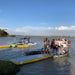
[[44, 38, 71, 55]]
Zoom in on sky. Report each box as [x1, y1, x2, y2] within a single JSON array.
[[0, 0, 75, 36]]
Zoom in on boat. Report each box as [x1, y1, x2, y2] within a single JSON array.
[[10, 37, 37, 47], [53, 50, 72, 58], [27, 42, 37, 45], [19, 37, 37, 46], [0, 37, 37, 48]]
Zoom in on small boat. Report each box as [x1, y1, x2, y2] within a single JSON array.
[[9, 37, 37, 48], [27, 42, 37, 45], [53, 50, 72, 58], [11, 37, 37, 47]]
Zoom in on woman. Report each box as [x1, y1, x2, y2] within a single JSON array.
[[68, 40, 71, 51], [44, 38, 48, 54], [47, 40, 50, 55]]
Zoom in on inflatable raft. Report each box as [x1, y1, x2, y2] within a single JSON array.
[[11, 54, 53, 65], [0, 45, 10, 48], [10, 50, 72, 65], [0, 44, 29, 48]]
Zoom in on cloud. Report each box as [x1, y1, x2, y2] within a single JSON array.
[[0, 26, 75, 36], [15, 26, 48, 32], [55, 26, 75, 30], [14, 26, 75, 36]]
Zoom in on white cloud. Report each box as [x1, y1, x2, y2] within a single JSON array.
[[14, 26, 75, 36], [0, 26, 75, 36], [15, 26, 48, 32], [55, 26, 75, 30]]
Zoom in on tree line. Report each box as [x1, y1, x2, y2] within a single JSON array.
[[0, 29, 8, 36]]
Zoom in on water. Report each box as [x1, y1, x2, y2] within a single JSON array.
[[0, 37, 75, 75]]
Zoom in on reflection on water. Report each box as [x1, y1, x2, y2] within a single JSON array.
[[0, 37, 75, 75]]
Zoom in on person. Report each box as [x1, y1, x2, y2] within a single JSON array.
[[67, 40, 71, 52], [58, 39, 62, 54], [55, 39, 58, 54], [62, 38, 67, 54], [50, 39, 55, 54], [47, 40, 51, 55], [44, 38, 48, 54]]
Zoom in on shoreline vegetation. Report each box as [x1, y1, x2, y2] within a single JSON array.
[[0, 29, 16, 37], [0, 60, 20, 75]]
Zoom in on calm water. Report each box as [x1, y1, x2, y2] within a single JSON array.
[[0, 37, 75, 75]]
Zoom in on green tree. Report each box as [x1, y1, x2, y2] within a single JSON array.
[[0, 29, 8, 36]]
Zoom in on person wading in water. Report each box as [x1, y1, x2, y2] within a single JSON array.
[[44, 38, 48, 55]]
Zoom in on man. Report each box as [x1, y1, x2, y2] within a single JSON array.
[[58, 39, 63, 55], [44, 38, 48, 54]]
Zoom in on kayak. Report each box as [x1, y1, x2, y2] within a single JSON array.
[[11, 54, 53, 65], [53, 50, 72, 58]]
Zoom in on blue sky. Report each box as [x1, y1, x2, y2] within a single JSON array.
[[0, 0, 75, 36]]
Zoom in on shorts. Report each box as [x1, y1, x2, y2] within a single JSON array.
[[47, 45, 50, 50], [63, 44, 66, 47]]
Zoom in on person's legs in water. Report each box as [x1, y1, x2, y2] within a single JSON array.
[[44, 45, 47, 55], [56, 46, 58, 55], [47, 45, 50, 55]]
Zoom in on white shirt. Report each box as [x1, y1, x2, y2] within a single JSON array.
[[58, 41, 62, 46]]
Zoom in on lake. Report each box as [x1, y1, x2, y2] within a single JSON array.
[[0, 37, 75, 75]]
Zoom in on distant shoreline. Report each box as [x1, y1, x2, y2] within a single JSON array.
[[0, 34, 75, 38], [15, 35, 75, 38]]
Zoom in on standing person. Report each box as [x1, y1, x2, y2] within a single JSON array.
[[62, 38, 67, 54], [58, 39, 63, 54], [50, 39, 55, 54], [67, 40, 71, 52], [55, 39, 58, 54], [44, 38, 48, 55], [47, 40, 51, 55]]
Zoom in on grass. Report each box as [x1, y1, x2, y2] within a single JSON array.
[[0, 60, 20, 75]]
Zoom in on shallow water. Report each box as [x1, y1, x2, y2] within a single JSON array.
[[0, 37, 75, 75]]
